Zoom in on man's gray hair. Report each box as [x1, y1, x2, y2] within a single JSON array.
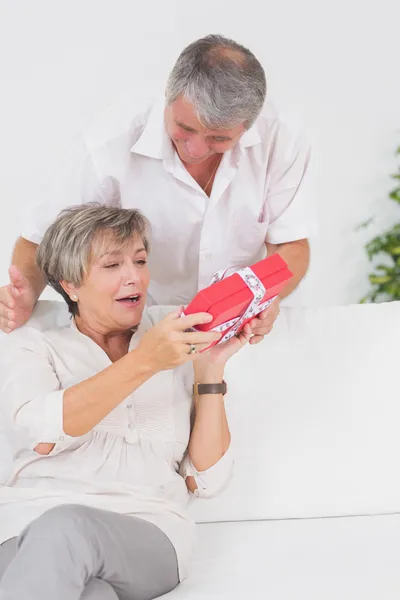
[[166, 34, 267, 130], [37, 204, 150, 316]]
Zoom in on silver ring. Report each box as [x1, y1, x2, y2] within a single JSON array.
[[189, 344, 196, 354]]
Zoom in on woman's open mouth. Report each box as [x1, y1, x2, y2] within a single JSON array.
[[116, 294, 142, 307]]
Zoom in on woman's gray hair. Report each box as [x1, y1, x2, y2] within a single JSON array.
[[37, 204, 150, 316], [166, 34, 267, 130]]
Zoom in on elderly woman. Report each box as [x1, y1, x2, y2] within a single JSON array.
[[0, 205, 251, 600]]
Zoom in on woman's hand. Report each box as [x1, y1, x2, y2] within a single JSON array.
[[193, 323, 252, 381], [137, 307, 221, 373]]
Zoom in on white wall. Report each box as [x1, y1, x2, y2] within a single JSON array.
[[0, 0, 399, 306]]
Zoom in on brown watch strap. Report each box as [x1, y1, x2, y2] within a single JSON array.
[[193, 381, 227, 396]]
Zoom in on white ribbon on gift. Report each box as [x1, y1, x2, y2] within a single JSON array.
[[208, 266, 277, 344]]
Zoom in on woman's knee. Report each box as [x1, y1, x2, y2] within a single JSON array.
[[19, 504, 93, 547]]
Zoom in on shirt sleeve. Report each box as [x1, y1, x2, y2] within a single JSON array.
[[20, 136, 119, 246], [179, 443, 234, 499], [0, 329, 76, 452], [264, 124, 318, 245]]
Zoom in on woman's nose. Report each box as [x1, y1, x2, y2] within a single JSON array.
[[123, 264, 141, 284]]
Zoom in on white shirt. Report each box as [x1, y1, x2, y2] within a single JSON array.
[[0, 305, 233, 581], [21, 96, 317, 306]]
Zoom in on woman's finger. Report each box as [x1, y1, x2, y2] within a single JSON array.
[[174, 312, 214, 330], [178, 330, 221, 345], [164, 306, 185, 321]]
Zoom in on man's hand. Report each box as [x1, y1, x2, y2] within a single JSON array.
[[0, 266, 37, 333], [249, 298, 280, 345]]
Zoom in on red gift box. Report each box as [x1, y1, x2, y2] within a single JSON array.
[[183, 254, 293, 349]]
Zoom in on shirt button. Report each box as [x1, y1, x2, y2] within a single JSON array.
[[59, 436, 64, 441], [125, 430, 139, 444], [126, 404, 132, 409]]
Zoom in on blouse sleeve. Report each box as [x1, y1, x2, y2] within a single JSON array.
[[179, 443, 234, 499], [0, 328, 76, 453]]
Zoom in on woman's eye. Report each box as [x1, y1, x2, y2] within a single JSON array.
[[136, 260, 147, 266], [104, 263, 119, 269]]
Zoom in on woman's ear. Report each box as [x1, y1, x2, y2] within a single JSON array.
[[60, 281, 79, 302]]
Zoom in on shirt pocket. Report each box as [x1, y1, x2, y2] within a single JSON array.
[[230, 210, 269, 262]]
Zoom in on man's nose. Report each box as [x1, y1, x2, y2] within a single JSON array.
[[185, 137, 209, 159]]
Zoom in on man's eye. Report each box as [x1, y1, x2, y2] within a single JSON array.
[[104, 263, 119, 269], [180, 125, 194, 133]]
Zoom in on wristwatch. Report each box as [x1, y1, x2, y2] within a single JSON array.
[[193, 380, 228, 396]]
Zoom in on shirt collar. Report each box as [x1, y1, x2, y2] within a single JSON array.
[[239, 123, 262, 149], [130, 96, 262, 160], [130, 96, 170, 160]]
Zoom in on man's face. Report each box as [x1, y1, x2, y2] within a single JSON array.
[[164, 95, 246, 165]]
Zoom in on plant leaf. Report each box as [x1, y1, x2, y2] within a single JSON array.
[[369, 275, 392, 284]]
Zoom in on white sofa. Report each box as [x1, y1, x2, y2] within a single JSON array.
[[1, 300, 400, 599]]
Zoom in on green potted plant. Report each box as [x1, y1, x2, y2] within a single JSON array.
[[361, 146, 400, 303]]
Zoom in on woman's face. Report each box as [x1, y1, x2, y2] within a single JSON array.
[[67, 234, 150, 333]]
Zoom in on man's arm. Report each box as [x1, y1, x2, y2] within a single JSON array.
[[266, 238, 310, 298], [249, 238, 310, 344], [0, 238, 44, 333]]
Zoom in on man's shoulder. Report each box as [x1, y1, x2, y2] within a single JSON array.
[[249, 99, 311, 154], [83, 93, 157, 153]]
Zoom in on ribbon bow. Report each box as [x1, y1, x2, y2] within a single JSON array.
[[209, 266, 277, 344]]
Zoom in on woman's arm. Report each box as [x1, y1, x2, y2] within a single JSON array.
[[1, 341, 155, 447], [63, 351, 154, 436], [186, 364, 230, 473], [184, 363, 231, 495], [0, 311, 219, 447], [64, 311, 219, 436], [181, 325, 252, 496]]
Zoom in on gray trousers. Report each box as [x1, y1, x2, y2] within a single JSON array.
[[0, 504, 179, 600]]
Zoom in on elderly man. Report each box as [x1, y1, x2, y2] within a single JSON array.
[[0, 34, 316, 341]]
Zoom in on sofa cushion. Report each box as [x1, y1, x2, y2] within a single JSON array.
[[164, 514, 400, 599], [190, 302, 400, 523]]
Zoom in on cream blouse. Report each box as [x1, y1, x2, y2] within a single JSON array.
[[0, 306, 233, 580]]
